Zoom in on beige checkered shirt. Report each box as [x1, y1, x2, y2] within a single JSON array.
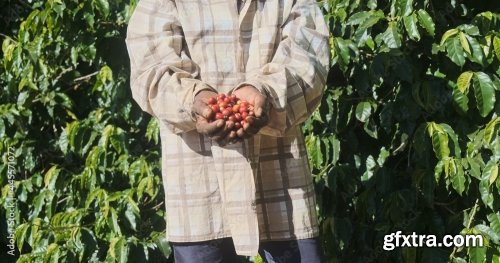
[[126, 0, 329, 256]]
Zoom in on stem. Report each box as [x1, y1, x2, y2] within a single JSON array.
[[151, 201, 164, 211], [53, 67, 74, 83], [449, 199, 479, 260], [466, 199, 479, 229], [0, 33, 15, 41], [73, 71, 99, 82]]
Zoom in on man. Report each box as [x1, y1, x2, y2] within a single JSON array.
[[126, 0, 329, 262]]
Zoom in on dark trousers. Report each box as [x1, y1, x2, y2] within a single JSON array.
[[171, 237, 323, 263]]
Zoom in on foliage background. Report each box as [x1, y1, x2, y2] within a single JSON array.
[[0, 0, 499, 262]]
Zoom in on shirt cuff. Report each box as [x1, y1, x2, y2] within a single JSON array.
[[231, 80, 269, 98]]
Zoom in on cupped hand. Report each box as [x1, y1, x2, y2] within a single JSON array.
[[231, 85, 270, 141], [192, 90, 238, 146]]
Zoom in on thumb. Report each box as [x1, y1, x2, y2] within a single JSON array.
[[254, 96, 269, 118]]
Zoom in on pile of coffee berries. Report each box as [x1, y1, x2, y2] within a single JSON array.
[[207, 93, 255, 130]]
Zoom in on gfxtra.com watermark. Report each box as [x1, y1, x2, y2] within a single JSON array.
[[383, 231, 484, 251]]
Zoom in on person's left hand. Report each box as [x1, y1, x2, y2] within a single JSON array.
[[231, 85, 270, 142]]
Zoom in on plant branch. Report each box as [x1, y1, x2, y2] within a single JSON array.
[[449, 199, 479, 260], [53, 67, 74, 83], [73, 71, 99, 82], [151, 201, 164, 211]]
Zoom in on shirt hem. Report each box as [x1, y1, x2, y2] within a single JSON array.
[[167, 231, 319, 243]]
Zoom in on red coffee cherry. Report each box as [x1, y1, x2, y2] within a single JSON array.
[[208, 97, 217, 105], [207, 93, 255, 135]]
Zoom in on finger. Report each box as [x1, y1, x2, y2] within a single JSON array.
[[230, 136, 242, 144], [244, 121, 260, 135], [228, 130, 237, 140], [253, 95, 270, 118], [253, 114, 269, 128], [192, 99, 205, 116], [197, 118, 224, 135], [236, 127, 252, 139], [210, 120, 235, 144], [193, 100, 215, 120], [222, 130, 238, 145], [243, 114, 269, 136], [201, 107, 214, 120]]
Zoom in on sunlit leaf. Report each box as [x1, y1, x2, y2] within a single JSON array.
[[473, 72, 496, 117], [417, 9, 435, 36]]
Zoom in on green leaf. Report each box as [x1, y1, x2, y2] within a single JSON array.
[[446, 37, 466, 67], [472, 72, 496, 117], [483, 117, 499, 145], [99, 65, 113, 83], [138, 175, 155, 198], [474, 224, 500, 244], [83, 12, 95, 29], [440, 124, 461, 157], [440, 29, 459, 45], [468, 246, 486, 263], [397, 0, 413, 16], [417, 9, 435, 36], [0, 119, 4, 138], [403, 13, 421, 41], [487, 212, 500, 234], [109, 237, 129, 263], [146, 117, 159, 144], [43, 166, 60, 190], [330, 136, 341, 165], [356, 10, 385, 32], [346, 11, 371, 25], [458, 32, 471, 55], [107, 207, 122, 235], [380, 22, 402, 48], [16, 223, 29, 253], [125, 204, 137, 231], [367, 0, 377, 9], [377, 147, 390, 167], [452, 89, 469, 113], [486, 163, 498, 187], [493, 36, 500, 61], [480, 161, 496, 209], [457, 71, 473, 93], [465, 35, 485, 65], [44, 243, 60, 263], [32, 191, 46, 219], [361, 155, 377, 182], [94, 0, 110, 17], [450, 160, 466, 195], [427, 123, 450, 160], [457, 24, 480, 36], [70, 47, 79, 66], [306, 135, 323, 168], [363, 118, 378, 139], [155, 235, 171, 259], [355, 102, 372, 122]]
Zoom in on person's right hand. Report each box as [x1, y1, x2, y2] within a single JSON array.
[[192, 90, 237, 146]]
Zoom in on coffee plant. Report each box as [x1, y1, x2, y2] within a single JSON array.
[[0, 0, 498, 262], [306, 0, 499, 262]]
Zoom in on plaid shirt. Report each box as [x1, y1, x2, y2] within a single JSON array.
[[126, 0, 329, 256]]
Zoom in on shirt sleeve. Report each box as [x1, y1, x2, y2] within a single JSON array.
[[237, 0, 330, 137], [125, 0, 216, 134]]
